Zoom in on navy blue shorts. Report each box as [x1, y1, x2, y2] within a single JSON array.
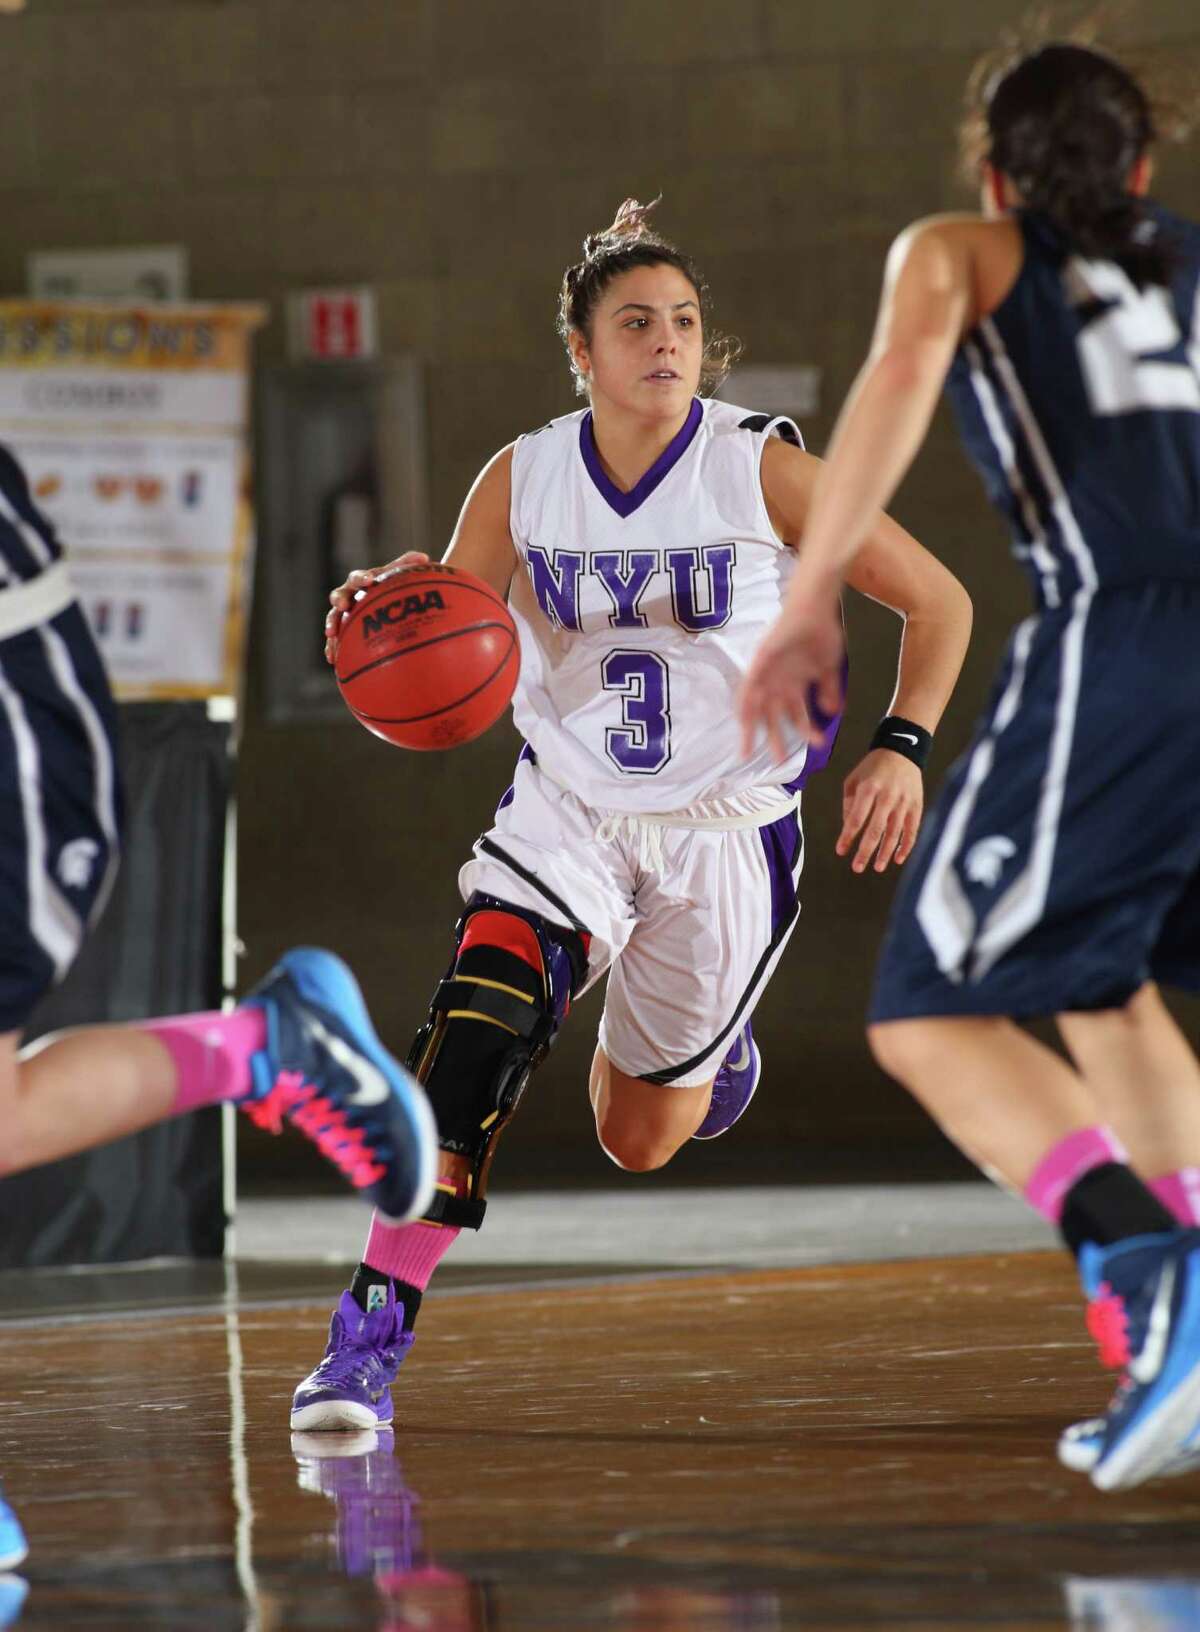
[[871, 581, 1200, 1021], [0, 603, 122, 1033]]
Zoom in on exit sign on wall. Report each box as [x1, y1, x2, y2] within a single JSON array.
[[287, 288, 378, 360]]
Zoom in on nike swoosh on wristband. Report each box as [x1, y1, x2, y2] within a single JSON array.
[[300, 1013, 392, 1107], [1129, 1260, 1177, 1385], [892, 732, 919, 745]]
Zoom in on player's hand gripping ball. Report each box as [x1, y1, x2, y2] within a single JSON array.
[[335, 563, 519, 749]]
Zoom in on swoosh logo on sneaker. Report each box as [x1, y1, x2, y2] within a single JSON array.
[[726, 1035, 752, 1074], [300, 1012, 392, 1107], [1129, 1260, 1177, 1385]]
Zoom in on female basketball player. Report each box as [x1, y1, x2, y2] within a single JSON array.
[[741, 39, 1200, 1490], [0, 440, 436, 1570], [290, 198, 973, 1433]]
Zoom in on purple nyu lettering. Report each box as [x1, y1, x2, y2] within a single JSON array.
[[666, 544, 736, 632], [526, 546, 584, 631], [592, 550, 660, 628]]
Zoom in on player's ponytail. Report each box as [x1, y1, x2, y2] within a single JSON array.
[[963, 42, 1174, 287], [558, 198, 741, 397]]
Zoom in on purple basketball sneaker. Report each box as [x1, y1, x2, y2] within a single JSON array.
[[693, 1020, 761, 1140], [291, 1281, 414, 1431]]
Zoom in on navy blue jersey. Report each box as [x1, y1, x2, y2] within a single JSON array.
[[946, 204, 1200, 608], [0, 441, 63, 585]]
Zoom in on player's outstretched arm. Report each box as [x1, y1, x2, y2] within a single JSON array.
[[739, 217, 978, 752], [323, 445, 520, 664]]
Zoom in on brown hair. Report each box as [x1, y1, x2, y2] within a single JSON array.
[[961, 21, 1194, 285], [557, 198, 740, 397]]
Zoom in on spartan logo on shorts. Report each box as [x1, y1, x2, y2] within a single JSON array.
[[964, 835, 1017, 888], [57, 838, 101, 891]]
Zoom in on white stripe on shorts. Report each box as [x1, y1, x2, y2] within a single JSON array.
[[38, 621, 120, 924], [915, 615, 1037, 981], [0, 652, 83, 980]]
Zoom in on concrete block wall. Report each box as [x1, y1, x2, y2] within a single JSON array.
[[4, 0, 1199, 1180]]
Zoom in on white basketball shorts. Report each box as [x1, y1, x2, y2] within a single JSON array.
[[459, 754, 804, 1087]]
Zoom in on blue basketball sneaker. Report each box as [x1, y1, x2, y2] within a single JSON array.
[[1072, 1228, 1200, 1490], [0, 1496, 26, 1572], [240, 949, 437, 1224], [1064, 1574, 1200, 1629], [1057, 1413, 1107, 1474], [693, 1020, 761, 1140], [1059, 1410, 1200, 1478], [0, 1576, 27, 1630], [291, 1281, 415, 1431]]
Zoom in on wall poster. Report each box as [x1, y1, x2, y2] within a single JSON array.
[[0, 300, 265, 699]]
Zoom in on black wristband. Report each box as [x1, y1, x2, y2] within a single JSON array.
[[870, 715, 932, 769]]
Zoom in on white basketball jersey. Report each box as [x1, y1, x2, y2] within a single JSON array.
[[507, 396, 811, 813]]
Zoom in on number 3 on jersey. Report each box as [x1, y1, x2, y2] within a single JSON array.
[[1070, 258, 1200, 415], [602, 650, 671, 774]]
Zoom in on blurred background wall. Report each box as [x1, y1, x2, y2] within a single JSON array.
[[3, 0, 1198, 1186]]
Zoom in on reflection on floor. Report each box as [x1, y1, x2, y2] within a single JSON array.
[[5, 1232, 1200, 1628]]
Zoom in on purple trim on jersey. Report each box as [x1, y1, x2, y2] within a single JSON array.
[[758, 808, 803, 940], [495, 741, 536, 814], [579, 398, 703, 518], [784, 656, 849, 792]]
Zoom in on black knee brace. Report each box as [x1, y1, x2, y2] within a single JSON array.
[[410, 893, 588, 1230]]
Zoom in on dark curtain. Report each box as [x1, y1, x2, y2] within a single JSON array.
[[0, 703, 231, 1267]]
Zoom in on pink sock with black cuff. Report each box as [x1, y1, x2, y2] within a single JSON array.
[[1023, 1126, 1129, 1224], [364, 1175, 468, 1291]]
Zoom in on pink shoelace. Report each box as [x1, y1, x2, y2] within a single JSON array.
[[243, 1069, 387, 1190], [1087, 1281, 1132, 1370]]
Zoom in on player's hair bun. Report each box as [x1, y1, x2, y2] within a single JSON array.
[[582, 197, 663, 260]]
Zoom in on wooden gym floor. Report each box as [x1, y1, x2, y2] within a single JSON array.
[[5, 1242, 1200, 1629]]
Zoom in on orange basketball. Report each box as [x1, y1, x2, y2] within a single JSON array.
[[335, 564, 519, 750]]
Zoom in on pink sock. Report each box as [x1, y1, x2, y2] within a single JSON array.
[[1024, 1126, 1129, 1223], [357, 909, 539, 1288], [364, 1177, 466, 1290], [139, 1010, 267, 1117], [1149, 1169, 1200, 1226]]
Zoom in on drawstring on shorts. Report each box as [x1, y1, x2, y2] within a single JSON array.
[[595, 813, 667, 875], [592, 789, 800, 876]]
